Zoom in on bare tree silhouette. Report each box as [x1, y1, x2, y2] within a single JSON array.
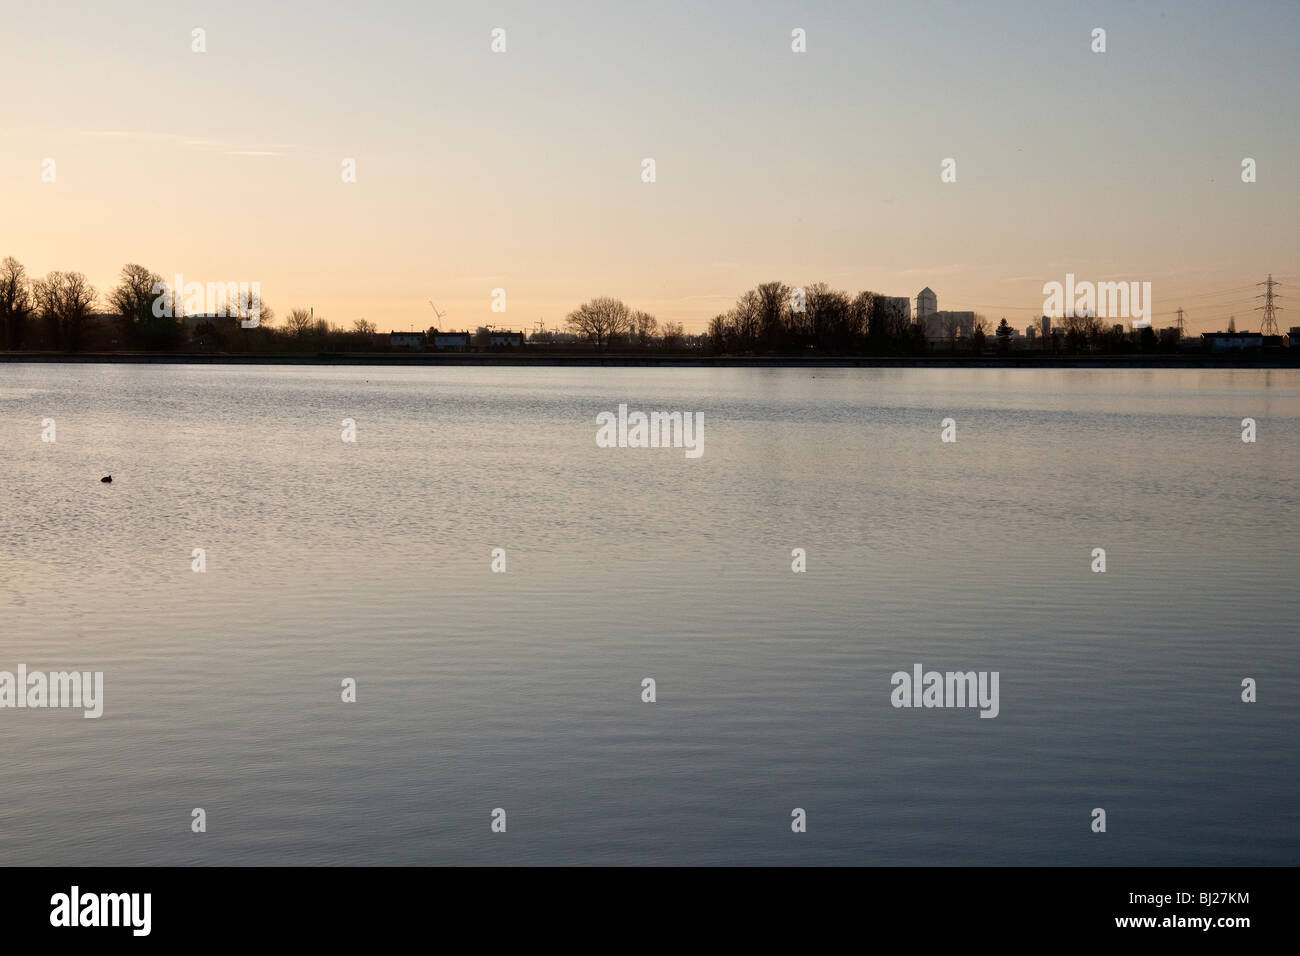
[[0, 257, 33, 350], [566, 297, 632, 350], [33, 271, 96, 350]]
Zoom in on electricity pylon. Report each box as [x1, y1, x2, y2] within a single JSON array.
[[1256, 275, 1282, 337]]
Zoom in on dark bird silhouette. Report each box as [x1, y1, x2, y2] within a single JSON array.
[[101, 475, 112, 483]]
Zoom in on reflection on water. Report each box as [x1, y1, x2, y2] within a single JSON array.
[[0, 364, 1297, 864]]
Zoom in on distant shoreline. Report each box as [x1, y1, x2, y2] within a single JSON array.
[[2, 351, 1299, 369]]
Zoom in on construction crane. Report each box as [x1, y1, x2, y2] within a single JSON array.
[[427, 300, 447, 327]]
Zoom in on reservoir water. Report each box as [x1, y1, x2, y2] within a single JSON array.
[[1, 364, 1296, 865]]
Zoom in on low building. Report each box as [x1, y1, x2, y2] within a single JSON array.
[[1202, 331, 1263, 350], [878, 296, 912, 324], [389, 331, 425, 349], [1291, 327, 1300, 347], [430, 331, 471, 351], [924, 310, 975, 341], [489, 331, 524, 347]]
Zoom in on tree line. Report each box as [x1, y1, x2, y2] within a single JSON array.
[[702, 281, 924, 355], [0, 256, 1187, 355], [562, 296, 686, 350], [0, 257, 385, 353], [559, 284, 922, 353]]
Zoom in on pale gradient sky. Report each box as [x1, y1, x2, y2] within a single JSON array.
[[2, 0, 1298, 334]]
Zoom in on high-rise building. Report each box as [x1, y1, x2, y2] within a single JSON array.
[[916, 287, 937, 321]]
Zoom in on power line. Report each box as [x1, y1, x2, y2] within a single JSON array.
[[1153, 285, 1257, 302], [959, 284, 1262, 315]]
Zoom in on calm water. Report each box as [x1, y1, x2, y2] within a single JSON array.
[[1, 364, 1297, 866]]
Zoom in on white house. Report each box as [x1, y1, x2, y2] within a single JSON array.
[[389, 331, 425, 349], [430, 331, 471, 350], [1202, 331, 1263, 350]]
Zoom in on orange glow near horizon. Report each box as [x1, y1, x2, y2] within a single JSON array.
[[2, 1, 1297, 335]]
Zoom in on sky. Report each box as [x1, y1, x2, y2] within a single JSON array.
[[2, 0, 1298, 334]]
